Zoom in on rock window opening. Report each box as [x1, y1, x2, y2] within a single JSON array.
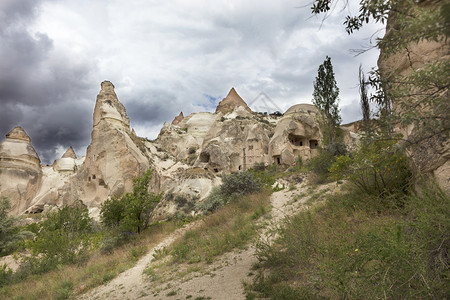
[[248, 145, 253, 150], [274, 155, 281, 165], [288, 134, 304, 147], [238, 165, 241, 170], [92, 174, 96, 179], [98, 179, 106, 186], [199, 152, 210, 163], [214, 168, 219, 173], [88, 176, 91, 182], [310, 140, 319, 149]]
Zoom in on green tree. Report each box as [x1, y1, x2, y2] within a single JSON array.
[[26, 201, 94, 267], [0, 198, 33, 256], [100, 169, 162, 234], [312, 56, 342, 146], [311, 0, 449, 145]]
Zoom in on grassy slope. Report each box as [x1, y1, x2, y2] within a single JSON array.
[[249, 183, 449, 299]]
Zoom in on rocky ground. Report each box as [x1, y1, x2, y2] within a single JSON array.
[[80, 180, 337, 300]]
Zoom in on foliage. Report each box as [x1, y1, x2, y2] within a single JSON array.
[[196, 171, 262, 214], [221, 171, 262, 197], [24, 201, 94, 270], [329, 139, 411, 198], [100, 169, 162, 234], [250, 182, 449, 299], [311, 0, 450, 149], [170, 191, 270, 264], [195, 186, 226, 213], [307, 149, 336, 184], [312, 55, 341, 146]]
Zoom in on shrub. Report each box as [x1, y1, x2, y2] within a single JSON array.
[[24, 201, 94, 269], [307, 149, 335, 183], [195, 187, 226, 213], [0, 264, 12, 287], [0, 198, 33, 256], [221, 172, 262, 197], [329, 140, 411, 198], [100, 169, 162, 234]]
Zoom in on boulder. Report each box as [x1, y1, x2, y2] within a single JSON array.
[[0, 127, 42, 214]]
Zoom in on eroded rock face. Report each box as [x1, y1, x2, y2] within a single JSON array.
[[171, 112, 184, 126], [378, 2, 450, 194], [53, 147, 78, 172], [215, 88, 252, 114], [269, 104, 322, 166], [0, 127, 42, 214], [72, 81, 150, 207]]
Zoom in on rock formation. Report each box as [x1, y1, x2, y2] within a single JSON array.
[[53, 147, 78, 172], [0, 127, 42, 214], [171, 112, 184, 125], [72, 81, 151, 207], [1, 82, 362, 217], [269, 104, 321, 167], [215, 88, 252, 114], [378, 1, 450, 194]]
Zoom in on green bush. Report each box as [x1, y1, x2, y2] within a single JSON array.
[[0, 198, 33, 256], [0, 264, 12, 288], [307, 149, 335, 183], [101, 169, 162, 234], [250, 182, 449, 299], [24, 201, 94, 271], [195, 187, 226, 213], [221, 172, 262, 197], [329, 140, 411, 199]]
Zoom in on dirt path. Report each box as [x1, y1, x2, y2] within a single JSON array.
[[81, 181, 335, 300]]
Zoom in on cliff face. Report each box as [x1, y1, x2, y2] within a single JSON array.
[[72, 81, 150, 208], [0, 127, 42, 214], [2, 82, 359, 217], [377, 1, 450, 193]]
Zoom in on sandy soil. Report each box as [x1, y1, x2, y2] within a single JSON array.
[[80, 181, 336, 300]]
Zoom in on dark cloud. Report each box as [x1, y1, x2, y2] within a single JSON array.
[[0, 0, 97, 164], [0, 0, 384, 164]]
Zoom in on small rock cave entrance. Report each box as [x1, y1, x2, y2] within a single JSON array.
[[199, 152, 210, 163], [309, 140, 319, 149], [273, 155, 281, 165], [288, 134, 304, 146]]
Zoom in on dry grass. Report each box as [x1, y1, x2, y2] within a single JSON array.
[[0, 221, 178, 300]]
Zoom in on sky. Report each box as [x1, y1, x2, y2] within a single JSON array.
[[0, 0, 384, 164]]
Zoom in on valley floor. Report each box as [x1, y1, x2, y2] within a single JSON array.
[[80, 181, 336, 300]]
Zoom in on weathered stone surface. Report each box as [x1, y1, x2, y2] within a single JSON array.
[[62, 146, 77, 159], [53, 147, 78, 172], [215, 88, 252, 114], [71, 81, 151, 207], [378, 2, 450, 194], [269, 104, 322, 166], [0, 127, 42, 214], [171, 112, 184, 125]]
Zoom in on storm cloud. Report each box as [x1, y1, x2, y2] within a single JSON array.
[[0, 0, 384, 164]]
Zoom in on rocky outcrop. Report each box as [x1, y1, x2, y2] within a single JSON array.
[[53, 147, 78, 172], [269, 104, 322, 167], [378, 1, 450, 194], [71, 81, 151, 207], [0, 127, 42, 214], [215, 88, 252, 114], [171, 112, 184, 126], [2, 81, 362, 218]]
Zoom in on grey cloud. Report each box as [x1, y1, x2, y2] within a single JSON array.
[[0, 0, 97, 164]]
